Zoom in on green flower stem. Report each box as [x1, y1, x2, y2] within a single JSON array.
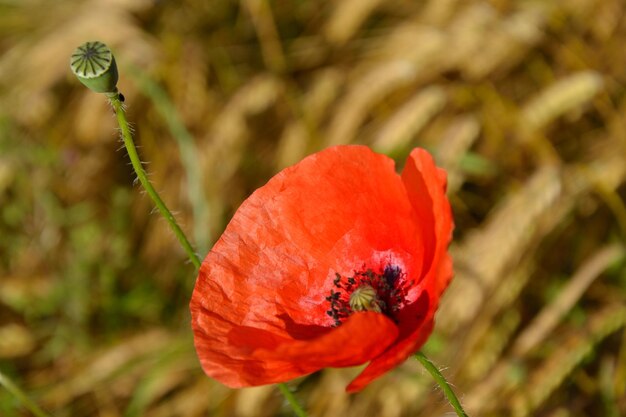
[[0, 370, 52, 417], [109, 94, 201, 269], [278, 383, 308, 417], [415, 351, 469, 417]]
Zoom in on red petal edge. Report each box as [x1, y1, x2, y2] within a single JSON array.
[[346, 148, 454, 392]]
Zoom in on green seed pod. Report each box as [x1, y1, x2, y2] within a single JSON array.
[[70, 41, 119, 94], [349, 284, 383, 313]]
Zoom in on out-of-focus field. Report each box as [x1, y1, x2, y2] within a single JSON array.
[[1, 0, 625, 416]]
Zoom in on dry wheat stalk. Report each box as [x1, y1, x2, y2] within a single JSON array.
[[461, 5, 545, 79], [511, 305, 626, 417], [464, 245, 624, 414], [324, 60, 417, 147], [324, 0, 383, 45], [275, 69, 344, 169], [372, 86, 446, 154], [200, 75, 282, 236], [519, 71, 604, 133], [433, 114, 480, 193], [513, 244, 624, 357], [438, 166, 563, 334], [40, 330, 170, 409], [242, 0, 286, 73]]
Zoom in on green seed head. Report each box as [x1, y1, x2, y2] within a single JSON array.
[[70, 41, 119, 94], [349, 284, 383, 313]]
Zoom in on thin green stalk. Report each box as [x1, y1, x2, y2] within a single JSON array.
[[0, 370, 52, 417], [277, 383, 308, 417], [109, 95, 201, 269], [415, 351, 469, 417]]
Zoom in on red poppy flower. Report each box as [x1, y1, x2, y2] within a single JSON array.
[[190, 145, 453, 392]]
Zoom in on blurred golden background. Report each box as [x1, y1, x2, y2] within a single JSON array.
[[1, 0, 626, 416]]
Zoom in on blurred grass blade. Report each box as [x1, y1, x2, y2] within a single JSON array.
[[126, 64, 211, 256], [0, 370, 52, 417]]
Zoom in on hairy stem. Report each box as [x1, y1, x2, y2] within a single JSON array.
[[415, 351, 469, 417], [110, 94, 201, 269]]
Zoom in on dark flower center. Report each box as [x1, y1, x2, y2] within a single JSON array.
[[325, 265, 412, 326]]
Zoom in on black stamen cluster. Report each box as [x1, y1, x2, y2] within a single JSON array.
[[325, 265, 411, 327]]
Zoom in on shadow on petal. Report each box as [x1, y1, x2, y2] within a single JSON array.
[[395, 290, 430, 339], [277, 313, 331, 339], [255, 312, 399, 369]]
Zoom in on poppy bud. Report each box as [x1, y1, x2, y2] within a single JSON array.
[[70, 41, 119, 95]]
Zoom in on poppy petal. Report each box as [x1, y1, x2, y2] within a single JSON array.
[[345, 149, 454, 392], [402, 148, 454, 297]]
